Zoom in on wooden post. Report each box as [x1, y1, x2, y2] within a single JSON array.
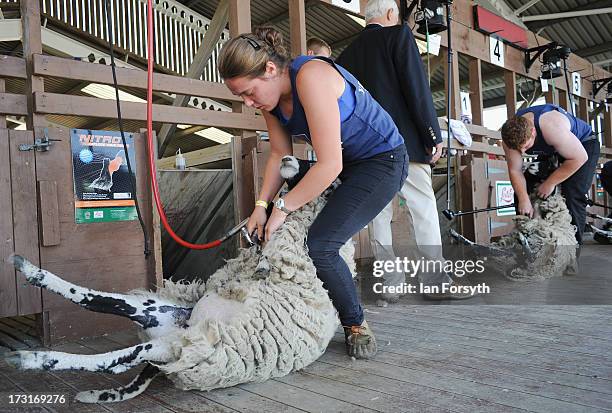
[[229, 0, 251, 37], [289, 0, 306, 57], [157, 0, 230, 157], [504, 71, 516, 119], [0, 79, 6, 129], [443, 48, 461, 119], [544, 88, 557, 105], [359, 0, 367, 14], [229, 0, 254, 226], [578, 97, 589, 123], [558, 89, 569, 111], [604, 108, 612, 149], [468, 58, 483, 126], [20, 0, 45, 131]]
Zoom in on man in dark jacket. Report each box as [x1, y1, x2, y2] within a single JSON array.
[[337, 0, 472, 301]]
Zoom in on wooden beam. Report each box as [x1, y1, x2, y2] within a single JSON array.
[[544, 88, 557, 105], [0, 55, 26, 79], [558, 89, 569, 111], [0, 93, 29, 116], [173, 125, 208, 140], [157, 0, 230, 155], [157, 143, 232, 169], [438, 117, 502, 140], [229, 0, 251, 37], [604, 108, 612, 149], [33, 92, 267, 130], [0, 80, 6, 128], [468, 58, 483, 126], [289, 0, 307, 57], [504, 71, 516, 119], [21, 0, 45, 130], [578, 97, 590, 123], [228, 0, 256, 228], [33, 55, 239, 102]]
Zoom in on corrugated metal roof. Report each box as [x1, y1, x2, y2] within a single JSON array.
[[504, 0, 612, 72], [4, 1, 611, 151]]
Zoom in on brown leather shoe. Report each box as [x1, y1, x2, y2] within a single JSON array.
[[343, 320, 377, 359]]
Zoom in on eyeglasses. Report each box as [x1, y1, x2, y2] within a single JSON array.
[[239, 35, 261, 50]]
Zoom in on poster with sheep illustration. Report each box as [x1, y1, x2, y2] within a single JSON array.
[[70, 129, 138, 224]]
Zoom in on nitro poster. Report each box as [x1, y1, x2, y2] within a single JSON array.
[[70, 129, 138, 223]]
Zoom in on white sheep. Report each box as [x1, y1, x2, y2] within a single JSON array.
[[4, 157, 354, 403], [452, 193, 577, 280]]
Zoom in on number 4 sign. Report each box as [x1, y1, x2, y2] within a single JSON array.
[[571, 72, 581, 95], [489, 36, 505, 68]]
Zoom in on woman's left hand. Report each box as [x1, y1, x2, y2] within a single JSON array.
[[265, 208, 288, 241]]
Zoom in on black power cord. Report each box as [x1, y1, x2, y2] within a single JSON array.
[[103, 0, 151, 257], [562, 58, 576, 116]]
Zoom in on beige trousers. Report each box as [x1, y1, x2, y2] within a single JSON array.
[[368, 162, 449, 287]]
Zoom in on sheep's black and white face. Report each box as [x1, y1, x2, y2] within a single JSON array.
[[279, 156, 315, 191], [280, 156, 300, 179]]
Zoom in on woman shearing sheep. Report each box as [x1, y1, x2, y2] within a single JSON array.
[[218, 27, 408, 359]]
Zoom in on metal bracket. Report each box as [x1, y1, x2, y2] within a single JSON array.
[[18, 129, 60, 152]]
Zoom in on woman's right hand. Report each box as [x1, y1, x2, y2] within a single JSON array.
[[518, 199, 534, 218], [247, 206, 269, 241]]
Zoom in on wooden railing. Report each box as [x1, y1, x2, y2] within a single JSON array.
[[0, 54, 264, 132]]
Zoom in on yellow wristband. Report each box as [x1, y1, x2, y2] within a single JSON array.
[[255, 200, 268, 209]]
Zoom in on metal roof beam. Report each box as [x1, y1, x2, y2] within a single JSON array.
[[575, 41, 612, 58], [525, 0, 612, 30], [522, 7, 612, 22], [514, 0, 543, 16]]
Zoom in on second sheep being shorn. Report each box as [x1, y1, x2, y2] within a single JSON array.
[[451, 155, 578, 280], [453, 193, 578, 280], [4, 157, 354, 403]]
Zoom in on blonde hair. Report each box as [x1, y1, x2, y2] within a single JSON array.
[[306, 37, 332, 56], [218, 27, 290, 79]]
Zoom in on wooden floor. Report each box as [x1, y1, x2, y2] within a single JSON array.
[[0, 304, 611, 413]]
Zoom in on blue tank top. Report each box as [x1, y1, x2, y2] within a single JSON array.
[[516, 104, 593, 155], [270, 55, 404, 162]]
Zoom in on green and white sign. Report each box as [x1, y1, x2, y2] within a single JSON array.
[[495, 180, 516, 216]]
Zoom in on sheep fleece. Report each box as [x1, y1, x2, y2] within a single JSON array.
[[141, 195, 344, 391]]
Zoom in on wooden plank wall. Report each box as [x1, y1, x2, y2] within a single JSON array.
[[32, 127, 160, 343], [159, 169, 237, 282]]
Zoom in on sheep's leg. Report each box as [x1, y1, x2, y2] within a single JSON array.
[[5, 339, 171, 374], [75, 363, 160, 404], [8, 255, 192, 330]]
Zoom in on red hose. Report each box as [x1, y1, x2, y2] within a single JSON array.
[[145, 0, 221, 249]]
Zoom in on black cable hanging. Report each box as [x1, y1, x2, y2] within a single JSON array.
[[444, 1, 453, 211], [562, 58, 576, 116], [103, 0, 151, 257]]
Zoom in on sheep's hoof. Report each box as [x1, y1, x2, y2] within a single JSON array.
[[6, 254, 25, 272], [4, 351, 24, 369]]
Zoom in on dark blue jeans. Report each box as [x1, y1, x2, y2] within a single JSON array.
[[560, 138, 600, 244], [307, 145, 408, 326]]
